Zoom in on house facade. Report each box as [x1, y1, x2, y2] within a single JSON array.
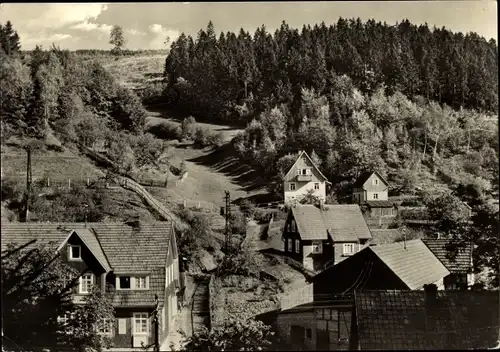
[[313, 240, 450, 300], [282, 204, 372, 272], [423, 239, 475, 290], [275, 298, 354, 351], [352, 171, 389, 204], [283, 151, 331, 205], [1, 221, 181, 351]]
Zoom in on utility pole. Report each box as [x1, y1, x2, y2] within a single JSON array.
[[25, 146, 33, 222], [224, 191, 231, 253]]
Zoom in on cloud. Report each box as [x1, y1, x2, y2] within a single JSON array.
[[148, 24, 180, 49], [15, 4, 109, 30], [126, 28, 147, 36], [22, 33, 72, 46], [71, 20, 112, 34]]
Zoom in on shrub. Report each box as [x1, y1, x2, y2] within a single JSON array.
[[239, 199, 255, 219], [230, 210, 247, 235], [146, 121, 182, 140], [253, 208, 272, 224], [216, 250, 259, 278], [181, 116, 197, 140], [193, 126, 211, 147], [207, 132, 225, 147]]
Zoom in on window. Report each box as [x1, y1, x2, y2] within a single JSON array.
[[289, 183, 296, 191], [306, 328, 312, 339], [69, 245, 81, 260], [119, 276, 131, 290], [343, 243, 356, 256], [135, 276, 147, 289], [314, 183, 319, 190], [373, 193, 378, 199], [118, 318, 127, 335], [287, 238, 292, 252], [97, 318, 113, 336], [291, 219, 296, 232], [373, 178, 379, 185], [312, 241, 322, 254], [302, 168, 307, 175], [79, 273, 94, 294], [133, 313, 149, 335], [295, 239, 300, 253]]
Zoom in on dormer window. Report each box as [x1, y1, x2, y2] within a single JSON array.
[[69, 245, 82, 261]]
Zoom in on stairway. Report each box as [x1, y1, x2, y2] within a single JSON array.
[[191, 274, 211, 335]]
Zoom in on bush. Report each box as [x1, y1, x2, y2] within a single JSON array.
[[253, 208, 272, 224], [239, 199, 255, 218], [193, 126, 211, 147], [207, 132, 225, 147], [146, 121, 182, 140], [230, 210, 247, 235], [216, 250, 259, 278], [181, 116, 197, 140]]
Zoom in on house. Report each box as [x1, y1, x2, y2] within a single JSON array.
[[313, 239, 450, 300], [352, 171, 396, 217], [274, 296, 355, 351], [352, 285, 500, 350], [1, 220, 182, 351], [282, 204, 372, 272], [423, 239, 474, 290], [283, 150, 331, 205]]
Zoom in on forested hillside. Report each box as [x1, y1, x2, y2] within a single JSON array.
[[163, 19, 498, 199], [0, 21, 170, 222]]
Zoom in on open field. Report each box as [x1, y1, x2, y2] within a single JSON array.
[[99, 54, 166, 90]]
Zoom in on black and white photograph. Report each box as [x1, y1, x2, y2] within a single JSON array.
[[0, 1, 498, 351]]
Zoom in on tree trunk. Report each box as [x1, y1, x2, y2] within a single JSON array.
[[422, 129, 427, 161], [466, 129, 471, 154], [433, 135, 440, 162]]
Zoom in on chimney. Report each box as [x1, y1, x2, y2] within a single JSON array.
[[125, 215, 141, 229]]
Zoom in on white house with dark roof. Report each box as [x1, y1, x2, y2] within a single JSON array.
[[281, 204, 372, 272], [352, 171, 396, 217], [1, 220, 181, 351], [283, 150, 331, 205]]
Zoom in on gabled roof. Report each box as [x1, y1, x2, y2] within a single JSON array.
[[369, 240, 450, 289], [1, 222, 174, 307], [422, 239, 473, 274], [353, 171, 388, 188], [291, 204, 372, 241], [365, 200, 394, 208], [57, 228, 111, 272], [283, 150, 331, 183], [355, 290, 499, 350]]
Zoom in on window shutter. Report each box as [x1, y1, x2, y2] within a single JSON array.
[[116, 277, 120, 290], [131, 317, 135, 335], [118, 318, 126, 335], [146, 276, 150, 289], [131, 277, 136, 290]]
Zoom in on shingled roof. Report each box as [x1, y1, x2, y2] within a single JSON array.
[[354, 290, 500, 350], [1, 222, 174, 307], [369, 240, 450, 290], [423, 239, 473, 274], [291, 204, 372, 241], [353, 171, 388, 188]]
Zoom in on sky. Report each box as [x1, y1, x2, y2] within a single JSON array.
[[0, 1, 497, 51]]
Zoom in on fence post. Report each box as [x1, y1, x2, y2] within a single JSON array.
[[87, 178, 90, 186], [68, 178, 71, 189], [183, 200, 187, 209], [47, 177, 50, 187]]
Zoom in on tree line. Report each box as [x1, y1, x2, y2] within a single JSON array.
[[165, 19, 498, 123]]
